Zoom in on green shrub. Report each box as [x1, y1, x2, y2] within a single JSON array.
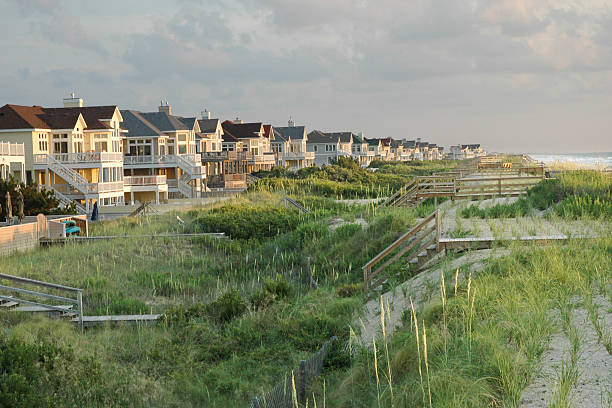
[[193, 204, 303, 240], [335, 282, 364, 297], [205, 290, 248, 324], [250, 275, 293, 310], [555, 194, 612, 219]]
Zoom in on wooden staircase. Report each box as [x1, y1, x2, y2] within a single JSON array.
[[363, 209, 442, 291], [283, 196, 309, 213]]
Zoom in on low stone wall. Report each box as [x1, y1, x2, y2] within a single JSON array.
[[0, 222, 39, 257]]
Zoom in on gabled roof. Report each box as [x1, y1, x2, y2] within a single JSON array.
[[364, 137, 380, 146], [307, 130, 354, 144], [0, 104, 118, 131], [197, 118, 221, 134], [139, 112, 190, 132], [352, 133, 366, 144], [178, 117, 197, 130], [390, 139, 402, 148], [221, 121, 263, 139], [274, 126, 306, 142], [380, 137, 392, 147], [402, 140, 416, 148], [262, 124, 274, 140], [461, 144, 481, 149], [120, 110, 164, 138]]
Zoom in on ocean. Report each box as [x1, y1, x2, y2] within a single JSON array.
[[528, 152, 612, 168]]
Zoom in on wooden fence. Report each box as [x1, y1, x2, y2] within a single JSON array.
[[363, 209, 441, 291]]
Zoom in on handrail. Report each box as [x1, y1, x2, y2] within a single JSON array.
[[363, 209, 441, 291], [284, 196, 309, 213], [0, 273, 83, 331]]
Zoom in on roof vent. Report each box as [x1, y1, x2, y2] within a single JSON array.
[[201, 109, 211, 120], [288, 116, 295, 127]]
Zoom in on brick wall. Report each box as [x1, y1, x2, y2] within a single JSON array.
[[0, 222, 39, 257]]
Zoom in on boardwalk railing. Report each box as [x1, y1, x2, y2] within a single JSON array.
[[251, 336, 337, 408], [284, 196, 309, 213], [455, 175, 542, 198], [363, 209, 441, 291], [0, 273, 83, 331]]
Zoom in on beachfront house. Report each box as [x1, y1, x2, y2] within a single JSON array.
[[306, 131, 354, 166], [120, 102, 206, 203], [221, 119, 276, 173], [351, 133, 375, 166], [272, 120, 315, 169], [0, 96, 125, 211]]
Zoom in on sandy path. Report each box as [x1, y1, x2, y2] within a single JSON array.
[[357, 248, 509, 345], [519, 295, 612, 408]]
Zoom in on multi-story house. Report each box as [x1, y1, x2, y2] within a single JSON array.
[[0, 141, 26, 182], [120, 103, 206, 203], [351, 133, 375, 166], [189, 110, 225, 187], [390, 139, 410, 161], [307, 131, 354, 166], [221, 120, 276, 173], [0, 97, 125, 212], [449, 144, 485, 160], [272, 121, 315, 169]]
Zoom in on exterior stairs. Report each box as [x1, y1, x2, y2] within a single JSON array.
[[43, 154, 90, 211], [51, 187, 87, 214], [176, 155, 206, 198]]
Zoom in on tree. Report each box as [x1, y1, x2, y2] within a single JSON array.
[[0, 177, 75, 218]]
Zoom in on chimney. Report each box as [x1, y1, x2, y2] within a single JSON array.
[[63, 92, 83, 108], [201, 109, 211, 120], [417, 137, 421, 143], [234, 116, 243, 124], [288, 116, 295, 127], [159, 100, 172, 115]]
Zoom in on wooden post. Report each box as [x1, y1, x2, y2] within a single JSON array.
[[435, 208, 441, 252], [498, 177, 502, 196], [364, 267, 369, 292], [298, 360, 307, 404], [77, 290, 83, 332]]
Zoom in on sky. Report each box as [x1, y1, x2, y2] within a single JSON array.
[[0, 0, 611, 153]]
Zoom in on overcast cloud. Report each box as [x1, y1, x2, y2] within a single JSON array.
[[1, 0, 611, 153]]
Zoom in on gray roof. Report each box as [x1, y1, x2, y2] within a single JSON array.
[[352, 133, 365, 144], [274, 126, 306, 142], [120, 110, 164, 138], [138, 112, 189, 132], [197, 118, 220, 134], [178, 117, 197, 130], [307, 130, 353, 144]]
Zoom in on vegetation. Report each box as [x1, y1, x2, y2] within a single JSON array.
[[0, 177, 76, 218], [460, 171, 612, 219], [2, 165, 611, 407], [251, 157, 458, 198]]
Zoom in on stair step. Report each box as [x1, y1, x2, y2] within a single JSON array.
[[409, 258, 419, 265], [11, 305, 73, 313], [427, 245, 437, 251], [418, 251, 427, 257], [1, 301, 19, 308]]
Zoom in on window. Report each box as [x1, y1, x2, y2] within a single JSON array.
[[178, 145, 187, 154], [178, 134, 186, 142], [94, 141, 108, 152], [313, 145, 318, 152]]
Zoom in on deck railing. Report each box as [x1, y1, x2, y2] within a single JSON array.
[[53, 181, 124, 195], [0, 273, 83, 331], [363, 209, 441, 291], [34, 152, 123, 164], [124, 175, 167, 186], [0, 142, 25, 156]]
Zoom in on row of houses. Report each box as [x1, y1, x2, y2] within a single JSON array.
[[0, 95, 485, 211]]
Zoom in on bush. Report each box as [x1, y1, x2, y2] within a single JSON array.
[[193, 204, 304, 240], [205, 290, 248, 324], [335, 283, 364, 298], [250, 275, 292, 310]]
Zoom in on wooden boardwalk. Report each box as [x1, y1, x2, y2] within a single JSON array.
[[439, 234, 594, 251], [73, 314, 162, 328]]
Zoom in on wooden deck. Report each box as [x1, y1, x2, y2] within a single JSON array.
[[73, 314, 162, 327]]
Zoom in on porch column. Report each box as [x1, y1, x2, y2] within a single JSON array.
[[86, 199, 90, 214], [130, 190, 134, 205], [155, 190, 159, 204], [44, 169, 49, 188]]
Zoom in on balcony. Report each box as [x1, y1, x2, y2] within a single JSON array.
[[123, 154, 201, 167], [34, 152, 123, 165], [279, 151, 315, 160], [53, 181, 124, 196], [200, 151, 236, 161], [0, 142, 24, 156], [124, 175, 167, 186]]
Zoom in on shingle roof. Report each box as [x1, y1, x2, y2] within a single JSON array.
[[0, 104, 118, 131], [221, 121, 263, 139], [364, 138, 380, 146], [402, 140, 416, 148], [120, 110, 164, 138], [262, 124, 274, 140], [307, 130, 337, 144], [197, 118, 220, 134], [178, 117, 197, 130], [461, 144, 481, 149], [274, 126, 306, 141], [139, 112, 189, 132], [307, 130, 354, 144]]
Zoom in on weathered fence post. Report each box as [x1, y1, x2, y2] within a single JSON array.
[[435, 208, 441, 252], [298, 360, 307, 404], [77, 289, 84, 332], [363, 266, 369, 292]]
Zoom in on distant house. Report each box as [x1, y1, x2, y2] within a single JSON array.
[[221, 119, 275, 173], [272, 121, 315, 169], [182, 110, 225, 184], [306, 131, 353, 166], [449, 144, 485, 159], [351, 133, 375, 166], [0, 141, 25, 183]]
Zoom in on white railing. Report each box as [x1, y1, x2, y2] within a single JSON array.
[[53, 182, 124, 195], [167, 179, 178, 188], [50, 187, 87, 214], [178, 178, 192, 198], [0, 142, 25, 156], [44, 155, 89, 191], [34, 152, 122, 164], [280, 151, 315, 160], [124, 175, 167, 186], [176, 154, 205, 178]]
